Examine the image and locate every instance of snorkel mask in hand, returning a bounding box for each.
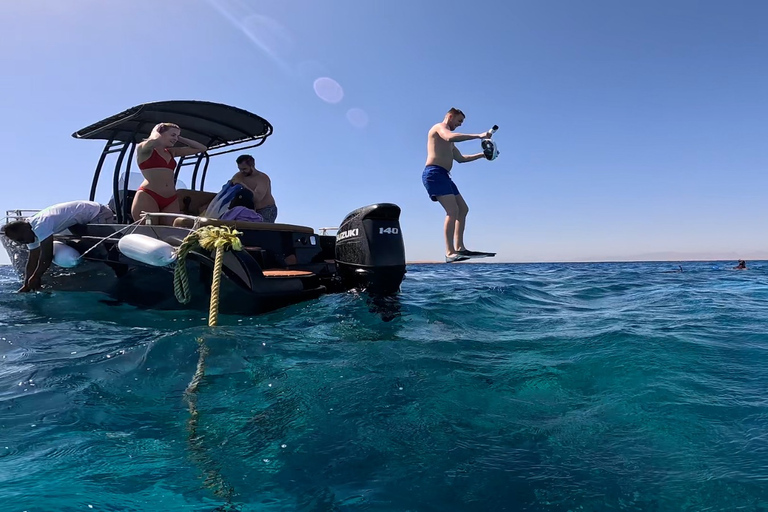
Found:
[481,125,499,160]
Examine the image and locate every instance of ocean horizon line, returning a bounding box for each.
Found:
[1,258,763,268]
[406,258,765,265]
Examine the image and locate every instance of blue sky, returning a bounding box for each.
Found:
[1,0,766,264]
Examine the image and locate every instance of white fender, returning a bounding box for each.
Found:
[53,241,82,268]
[118,234,176,267]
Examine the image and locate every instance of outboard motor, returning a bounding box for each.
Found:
[335,203,406,295]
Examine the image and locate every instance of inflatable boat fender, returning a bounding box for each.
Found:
[53,241,82,268]
[118,234,176,267]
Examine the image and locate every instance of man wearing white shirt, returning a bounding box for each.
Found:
[2,200,113,292]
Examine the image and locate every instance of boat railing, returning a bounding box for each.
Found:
[142,212,202,225]
[3,209,41,224]
[319,227,339,235]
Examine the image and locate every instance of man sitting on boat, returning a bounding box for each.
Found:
[229,154,278,222]
[1,200,114,292]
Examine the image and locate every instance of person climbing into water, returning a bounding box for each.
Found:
[422,107,495,263]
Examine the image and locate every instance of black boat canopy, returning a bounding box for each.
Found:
[72,100,272,149]
[76,101,274,222]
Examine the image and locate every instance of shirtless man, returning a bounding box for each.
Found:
[422,107,494,262]
[230,154,278,222]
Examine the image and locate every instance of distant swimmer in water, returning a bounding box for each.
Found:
[662,265,683,273]
[734,260,747,270]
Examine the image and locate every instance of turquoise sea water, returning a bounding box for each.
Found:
[1,261,768,511]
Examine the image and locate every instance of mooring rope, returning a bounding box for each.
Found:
[174,225,243,506]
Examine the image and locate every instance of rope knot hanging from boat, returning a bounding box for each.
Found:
[173,225,242,326]
[196,225,243,252]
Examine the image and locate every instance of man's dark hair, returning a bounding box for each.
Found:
[236,154,255,165]
[447,107,465,117]
[2,220,29,241]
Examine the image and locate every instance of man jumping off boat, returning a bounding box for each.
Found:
[423,107,495,263]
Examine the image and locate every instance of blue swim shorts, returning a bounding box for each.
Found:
[422,165,459,202]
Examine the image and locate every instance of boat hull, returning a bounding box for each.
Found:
[1,217,397,315]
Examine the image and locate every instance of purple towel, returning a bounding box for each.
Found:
[220,206,264,223]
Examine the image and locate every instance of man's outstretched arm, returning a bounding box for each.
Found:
[452,145,486,163]
[437,125,492,143]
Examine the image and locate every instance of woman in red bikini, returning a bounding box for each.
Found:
[131,123,208,224]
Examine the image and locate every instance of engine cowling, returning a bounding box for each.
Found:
[335,203,405,295]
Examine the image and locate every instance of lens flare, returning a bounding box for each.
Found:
[346,108,369,128]
[313,77,344,104]
[204,0,293,73]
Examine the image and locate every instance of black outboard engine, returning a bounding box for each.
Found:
[335,203,406,295]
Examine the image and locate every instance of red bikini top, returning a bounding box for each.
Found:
[138,148,177,171]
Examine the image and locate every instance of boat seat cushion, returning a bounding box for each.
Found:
[177,189,216,216]
[173,216,315,234]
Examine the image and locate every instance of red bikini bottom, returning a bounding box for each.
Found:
[138,186,178,210]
